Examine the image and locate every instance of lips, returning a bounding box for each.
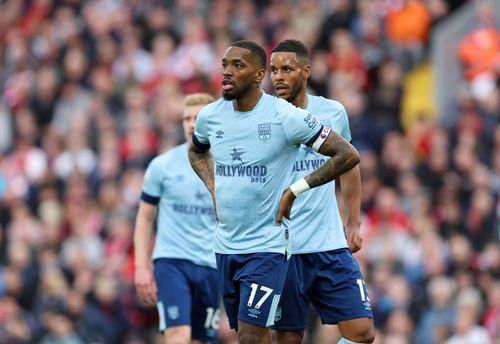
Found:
[222,79,234,91]
[274,84,288,96]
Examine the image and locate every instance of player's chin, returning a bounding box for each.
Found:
[274,89,289,99]
[222,91,235,100]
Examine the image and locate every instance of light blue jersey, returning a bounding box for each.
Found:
[289,95,351,253]
[141,144,217,268]
[193,93,322,254]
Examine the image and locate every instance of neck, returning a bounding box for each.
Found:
[233,89,262,112]
[292,91,308,109]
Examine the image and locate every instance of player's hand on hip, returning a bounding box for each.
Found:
[134,266,158,306]
[344,224,363,253]
[276,188,296,226]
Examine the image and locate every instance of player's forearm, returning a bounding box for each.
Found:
[134,225,153,268]
[133,206,155,268]
[188,144,215,197]
[339,165,361,226]
[304,133,360,189]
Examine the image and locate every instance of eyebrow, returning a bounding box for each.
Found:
[270,63,294,68]
[222,58,245,63]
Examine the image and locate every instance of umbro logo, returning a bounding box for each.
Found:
[216,130,224,138]
[248,308,260,315]
[248,308,260,318]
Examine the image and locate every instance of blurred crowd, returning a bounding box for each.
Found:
[0,0,499,343]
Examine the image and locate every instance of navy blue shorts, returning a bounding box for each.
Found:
[154,258,220,342]
[215,253,289,330]
[273,249,373,330]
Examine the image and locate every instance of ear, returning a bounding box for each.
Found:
[255,68,266,84]
[303,64,311,79]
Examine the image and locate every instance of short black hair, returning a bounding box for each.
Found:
[231,40,267,69]
[271,39,310,63]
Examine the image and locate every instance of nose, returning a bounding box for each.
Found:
[223,65,233,77]
[274,69,284,81]
[189,118,196,129]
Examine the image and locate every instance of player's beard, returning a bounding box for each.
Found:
[284,83,303,104]
[223,82,252,101]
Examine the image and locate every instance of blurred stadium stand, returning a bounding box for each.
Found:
[0,0,498,343]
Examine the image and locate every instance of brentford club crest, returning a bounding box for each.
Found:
[258,123,271,141]
[167,306,179,320]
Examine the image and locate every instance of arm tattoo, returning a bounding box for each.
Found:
[304,131,360,189]
[188,143,215,197]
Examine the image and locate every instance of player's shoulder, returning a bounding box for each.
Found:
[150,143,185,167]
[309,94,346,113]
[273,95,308,121]
[198,97,227,118]
[168,143,188,156]
[273,94,297,110]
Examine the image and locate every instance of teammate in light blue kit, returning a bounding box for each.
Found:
[189,40,360,344]
[270,40,375,344]
[134,93,220,344]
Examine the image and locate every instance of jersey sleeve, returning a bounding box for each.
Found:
[192,108,210,150]
[141,157,163,205]
[280,102,323,146]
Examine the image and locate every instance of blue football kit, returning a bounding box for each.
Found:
[141,144,219,341]
[273,95,373,330]
[192,92,324,328]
